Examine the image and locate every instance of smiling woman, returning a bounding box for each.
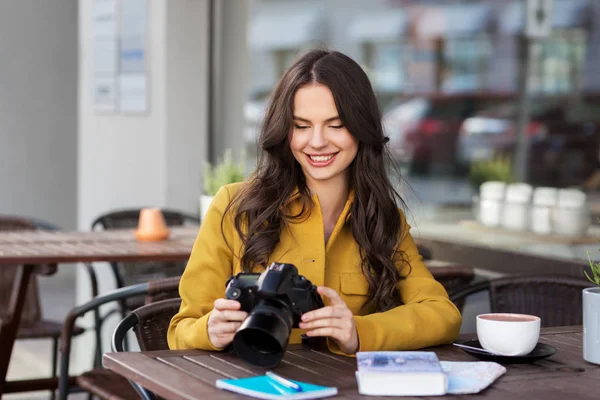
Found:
[168,49,462,357]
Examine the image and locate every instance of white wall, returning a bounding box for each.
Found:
[0,0,78,229]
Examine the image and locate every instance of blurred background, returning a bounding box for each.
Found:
[3,0,600,395]
[3,0,600,234]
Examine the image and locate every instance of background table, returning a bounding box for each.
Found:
[104,326,599,400]
[0,226,198,397]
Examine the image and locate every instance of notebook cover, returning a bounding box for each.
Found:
[216,375,338,400]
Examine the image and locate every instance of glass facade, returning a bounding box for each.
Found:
[245,0,600,216]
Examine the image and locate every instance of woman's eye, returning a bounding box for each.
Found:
[329,125,344,129]
[294,125,309,130]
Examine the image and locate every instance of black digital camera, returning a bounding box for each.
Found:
[225,262,324,367]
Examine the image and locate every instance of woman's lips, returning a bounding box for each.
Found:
[305,152,338,167]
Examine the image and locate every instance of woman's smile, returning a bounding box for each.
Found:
[306,152,339,166]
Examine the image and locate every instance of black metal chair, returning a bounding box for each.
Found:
[111,298,182,400]
[449,274,591,327]
[89,208,197,353]
[91,208,197,302]
[426,260,475,312]
[58,277,182,400]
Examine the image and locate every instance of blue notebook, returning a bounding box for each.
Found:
[216,375,338,400]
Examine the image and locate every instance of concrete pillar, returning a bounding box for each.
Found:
[76,0,211,368]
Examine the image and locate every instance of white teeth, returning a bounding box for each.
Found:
[309,154,334,162]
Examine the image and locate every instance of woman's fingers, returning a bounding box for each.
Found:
[211,321,243,335]
[302,305,352,323]
[215,333,235,345]
[316,286,345,306]
[217,309,248,322]
[304,327,351,342]
[300,314,354,330]
[208,298,247,348]
[213,298,242,311]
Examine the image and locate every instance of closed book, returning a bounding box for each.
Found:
[216,375,338,400]
[356,351,447,396]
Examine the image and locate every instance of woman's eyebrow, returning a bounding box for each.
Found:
[293,115,341,123]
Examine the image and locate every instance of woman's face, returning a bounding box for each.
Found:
[290,83,358,189]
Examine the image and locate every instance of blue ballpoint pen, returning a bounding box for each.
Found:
[266,371,303,392]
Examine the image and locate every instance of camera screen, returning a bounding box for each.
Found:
[238,274,259,282]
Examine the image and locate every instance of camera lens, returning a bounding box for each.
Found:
[232,301,293,368]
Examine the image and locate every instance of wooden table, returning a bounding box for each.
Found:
[0,226,198,397]
[103,326,599,400]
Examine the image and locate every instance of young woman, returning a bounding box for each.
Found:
[168,49,461,355]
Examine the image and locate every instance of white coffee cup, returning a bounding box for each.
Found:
[476,313,540,356]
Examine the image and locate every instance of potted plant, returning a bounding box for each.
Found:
[468,155,515,190]
[583,253,600,365]
[200,148,246,219]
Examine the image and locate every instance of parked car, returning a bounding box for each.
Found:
[383,94,509,175]
[456,99,600,186]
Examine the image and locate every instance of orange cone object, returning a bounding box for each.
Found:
[134,208,170,241]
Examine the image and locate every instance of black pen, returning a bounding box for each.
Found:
[266,371,302,392]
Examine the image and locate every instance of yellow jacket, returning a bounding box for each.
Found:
[168,183,462,354]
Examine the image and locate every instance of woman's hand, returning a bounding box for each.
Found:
[207,299,248,349]
[299,286,359,354]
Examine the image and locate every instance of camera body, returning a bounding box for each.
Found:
[225,262,323,325]
[225,262,324,367]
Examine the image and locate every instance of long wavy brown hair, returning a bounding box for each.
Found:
[224,49,409,312]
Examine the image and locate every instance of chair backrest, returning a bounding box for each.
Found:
[145,276,181,304]
[112,298,182,352]
[427,261,475,312]
[91,208,199,230]
[0,216,42,325]
[91,208,199,287]
[450,274,591,327]
[135,298,182,351]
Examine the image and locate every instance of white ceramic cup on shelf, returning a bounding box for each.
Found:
[531,187,557,235]
[478,181,506,227]
[476,313,541,356]
[501,183,533,231]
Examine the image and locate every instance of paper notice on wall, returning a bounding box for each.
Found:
[120,35,146,73]
[93,0,118,38]
[120,0,147,73]
[92,0,149,114]
[93,0,118,112]
[119,74,147,113]
[94,39,118,74]
[94,74,117,112]
[118,0,148,113]
[120,0,147,36]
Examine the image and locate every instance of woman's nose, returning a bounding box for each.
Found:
[308,127,327,148]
